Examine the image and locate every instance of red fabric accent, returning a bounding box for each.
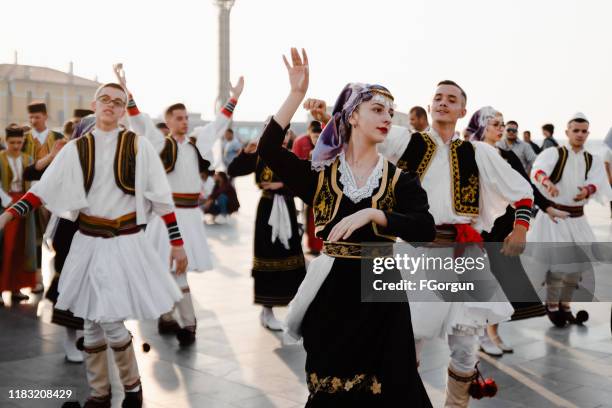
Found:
[0,192,36,292]
[23,192,42,208]
[514,219,530,230]
[513,198,533,209]
[5,208,19,218]
[292,135,315,160]
[453,224,483,258]
[221,98,238,118]
[161,212,177,225]
[127,106,140,116]
[170,238,184,247]
[454,224,483,244]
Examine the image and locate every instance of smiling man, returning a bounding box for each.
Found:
[0,82,188,408]
[376,80,534,408]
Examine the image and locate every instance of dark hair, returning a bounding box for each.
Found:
[523,130,531,136]
[409,106,427,118]
[569,119,588,125]
[216,171,229,184]
[506,120,518,127]
[63,120,75,136]
[542,123,554,134]
[165,103,187,119]
[436,80,467,104]
[5,123,24,138]
[226,128,234,134]
[155,122,169,130]
[307,120,322,134]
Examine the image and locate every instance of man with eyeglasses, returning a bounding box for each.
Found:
[0,82,188,408]
[496,120,537,173]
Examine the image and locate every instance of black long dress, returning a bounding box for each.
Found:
[228,151,306,307]
[481,148,549,320]
[258,118,435,407]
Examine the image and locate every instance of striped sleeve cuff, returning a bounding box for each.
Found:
[6,192,42,218]
[127,94,140,116]
[161,212,184,246]
[513,198,533,230]
[221,98,238,118]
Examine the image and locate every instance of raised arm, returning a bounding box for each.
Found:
[257,48,318,204]
[192,77,244,155]
[113,63,166,153]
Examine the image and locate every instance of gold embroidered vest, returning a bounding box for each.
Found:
[0,151,32,193]
[76,129,138,195]
[395,132,479,216]
[312,158,402,241]
[22,130,64,160]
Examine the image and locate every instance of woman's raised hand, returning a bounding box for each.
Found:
[282,48,309,95]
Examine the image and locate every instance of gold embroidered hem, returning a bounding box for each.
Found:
[252,255,305,271]
[307,372,382,397]
[322,242,393,259]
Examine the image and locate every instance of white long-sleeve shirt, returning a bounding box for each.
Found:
[129,111,232,194]
[530,144,612,206]
[378,126,533,232]
[30,127,174,224]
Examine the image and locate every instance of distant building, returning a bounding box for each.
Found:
[0,61,100,130]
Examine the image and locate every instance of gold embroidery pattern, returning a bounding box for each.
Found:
[76,133,95,192]
[322,242,393,259]
[460,174,478,204]
[114,130,138,195]
[313,160,343,234]
[449,140,479,216]
[307,373,382,397]
[396,132,437,181]
[260,166,273,183]
[253,255,305,271]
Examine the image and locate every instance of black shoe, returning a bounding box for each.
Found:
[176,328,196,347]
[11,292,29,301]
[546,306,567,328]
[563,308,589,325]
[122,388,143,408]
[31,283,44,294]
[83,394,111,408]
[158,318,180,335]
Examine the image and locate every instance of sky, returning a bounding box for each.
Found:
[3,0,611,141]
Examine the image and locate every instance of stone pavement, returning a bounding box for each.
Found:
[0,176,611,408]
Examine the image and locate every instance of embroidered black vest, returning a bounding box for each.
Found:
[395,132,479,216]
[159,136,211,174]
[312,158,402,241]
[549,146,593,184]
[76,130,138,195]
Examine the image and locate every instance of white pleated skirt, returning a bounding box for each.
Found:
[146,207,213,273]
[56,230,183,323]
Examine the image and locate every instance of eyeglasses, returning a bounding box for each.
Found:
[97,95,127,109]
[506,128,518,133]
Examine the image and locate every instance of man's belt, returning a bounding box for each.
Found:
[173,193,200,208]
[433,225,457,244]
[322,241,394,259]
[552,203,584,218]
[78,212,141,238]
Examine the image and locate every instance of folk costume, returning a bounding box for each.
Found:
[128,96,236,344]
[379,120,533,407]
[5,124,184,407]
[227,151,306,309]
[528,113,612,325]
[0,127,38,296]
[274,84,435,407]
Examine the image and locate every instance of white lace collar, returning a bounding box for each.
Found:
[338,152,384,203]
